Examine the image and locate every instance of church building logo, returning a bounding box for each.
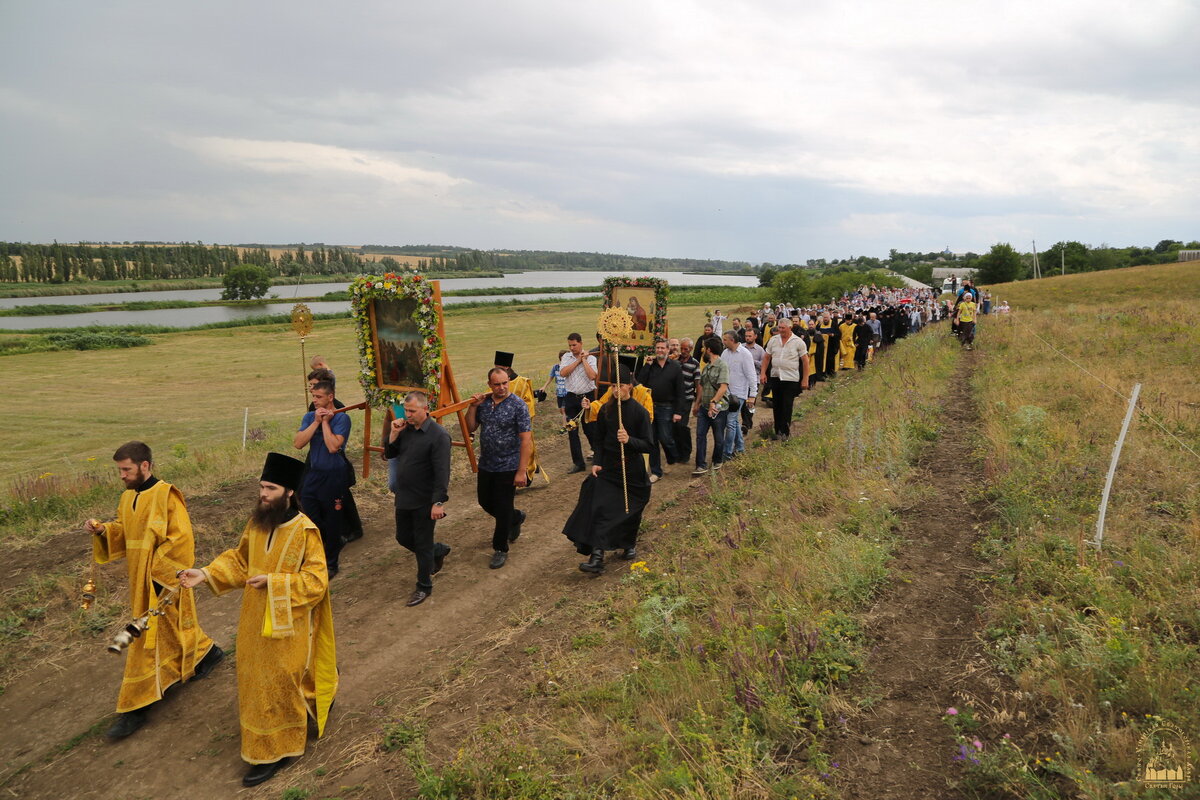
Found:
[1136,722,1192,788]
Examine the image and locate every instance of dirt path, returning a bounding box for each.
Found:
[0,416,710,799]
[831,353,1014,799]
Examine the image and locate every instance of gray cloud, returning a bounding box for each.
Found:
[1,0,1197,261]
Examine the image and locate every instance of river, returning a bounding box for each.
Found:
[0,271,758,330]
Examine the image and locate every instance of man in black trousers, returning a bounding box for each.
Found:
[466,367,532,570]
[385,391,451,607]
[637,339,686,484]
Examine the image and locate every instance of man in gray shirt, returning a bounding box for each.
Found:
[385,391,451,607]
[721,332,758,460]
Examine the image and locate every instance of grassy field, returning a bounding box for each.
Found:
[366,318,962,799]
[0,298,744,525]
[949,262,1200,796]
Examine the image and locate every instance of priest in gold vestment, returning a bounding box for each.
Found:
[86,441,224,739]
[180,453,338,787]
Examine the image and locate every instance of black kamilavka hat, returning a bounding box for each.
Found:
[261,452,306,491]
[493,351,514,368]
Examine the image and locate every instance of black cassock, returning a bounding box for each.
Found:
[562,397,653,555]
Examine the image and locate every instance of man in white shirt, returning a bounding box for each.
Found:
[711,309,727,337]
[759,320,809,440]
[559,332,598,473]
[721,332,758,460]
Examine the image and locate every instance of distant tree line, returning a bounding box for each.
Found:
[0,242,369,284]
[785,239,1199,288]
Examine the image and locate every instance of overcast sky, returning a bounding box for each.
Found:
[2,1,1197,263]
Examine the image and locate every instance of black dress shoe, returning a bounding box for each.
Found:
[579,551,605,574]
[509,510,526,542]
[567,464,587,475]
[190,644,225,681]
[242,757,293,787]
[105,708,148,739]
[489,550,508,569]
[432,545,451,575]
[406,590,430,607]
[620,547,638,561]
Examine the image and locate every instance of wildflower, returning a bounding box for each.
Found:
[1003,733,1011,739]
[629,561,650,574]
[946,707,958,716]
[973,740,983,751]
[86,456,96,462]
[1113,560,1124,566]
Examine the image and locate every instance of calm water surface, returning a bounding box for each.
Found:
[0,271,756,330]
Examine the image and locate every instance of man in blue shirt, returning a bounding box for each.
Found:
[293,381,352,577]
[466,368,532,569]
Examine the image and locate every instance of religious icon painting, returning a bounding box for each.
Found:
[369,297,425,392]
[601,276,669,357]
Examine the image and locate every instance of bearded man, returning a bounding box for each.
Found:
[179,453,337,787]
[85,441,224,739]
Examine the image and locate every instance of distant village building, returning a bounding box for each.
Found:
[1179,250,1200,262]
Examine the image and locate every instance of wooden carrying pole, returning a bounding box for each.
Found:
[361,281,476,479]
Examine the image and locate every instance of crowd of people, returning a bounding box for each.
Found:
[84,282,994,786]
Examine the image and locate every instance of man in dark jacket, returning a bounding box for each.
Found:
[637,339,686,483]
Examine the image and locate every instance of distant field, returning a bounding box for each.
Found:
[0,300,743,484]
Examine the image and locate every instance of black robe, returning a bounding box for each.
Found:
[562,397,653,555]
[823,326,840,375]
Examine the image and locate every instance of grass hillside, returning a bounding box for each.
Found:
[954,261,1200,796]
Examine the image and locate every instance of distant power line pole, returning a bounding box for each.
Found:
[1031,239,1041,279]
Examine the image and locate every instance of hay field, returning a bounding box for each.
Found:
[2,301,723,484]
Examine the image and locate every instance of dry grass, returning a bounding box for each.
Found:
[962,261,1200,794]
[0,300,724,489]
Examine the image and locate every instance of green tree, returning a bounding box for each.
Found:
[770,269,812,305]
[221,265,271,300]
[975,243,1024,284]
[758,266,778,288]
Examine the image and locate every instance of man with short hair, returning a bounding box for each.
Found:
[304,369,363,545]
[760,317,809,440]
[179,453,337,787]
[721,331,758,460]
[692,337,730,475]
[711,309,727,336]
[466,368,532,569]
[692,323,715,359]
[294,380,352,577]
[86,441,224,740]
[560,333,598,474]
[385,391,452,607]
[637,339,686,483]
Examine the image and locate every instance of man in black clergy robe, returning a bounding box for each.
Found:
[562,366,653,574]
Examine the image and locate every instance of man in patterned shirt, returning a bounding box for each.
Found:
[466,367,533,569]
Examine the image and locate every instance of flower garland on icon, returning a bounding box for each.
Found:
[600,276,670,357]
[350,273,443,408]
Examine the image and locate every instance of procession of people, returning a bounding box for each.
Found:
[81,278,982,786]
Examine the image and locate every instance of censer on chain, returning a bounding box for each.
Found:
[108,586,178,654]
[81,519,101,610]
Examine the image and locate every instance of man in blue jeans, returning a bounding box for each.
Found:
[691,337,729,476]
[721,331,758,461]
[637,339,686,484]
